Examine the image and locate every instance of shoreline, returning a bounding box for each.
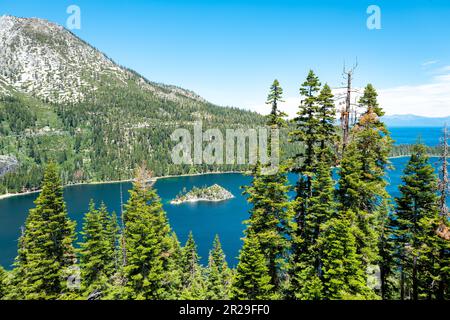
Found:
[0,171,243,201]
[170,197,235,205]
[0,155,444,201]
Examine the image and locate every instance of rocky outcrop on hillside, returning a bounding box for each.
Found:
[0,155,19,177]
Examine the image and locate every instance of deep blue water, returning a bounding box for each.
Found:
[390,127,444,146]
[1,156,448,269]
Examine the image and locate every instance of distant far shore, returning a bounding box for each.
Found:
[0,154,444,201]
[0,171,243,201]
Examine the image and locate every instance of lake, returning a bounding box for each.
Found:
[390,127,444,146]
[1,156,448,269]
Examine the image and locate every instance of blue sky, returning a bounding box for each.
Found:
[2,0,450,116]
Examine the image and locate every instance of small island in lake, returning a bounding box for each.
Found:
[171,184,234,205]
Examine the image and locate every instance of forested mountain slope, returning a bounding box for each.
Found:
[0,15,265,194]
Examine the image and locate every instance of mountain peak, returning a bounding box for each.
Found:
[0,15,206,104]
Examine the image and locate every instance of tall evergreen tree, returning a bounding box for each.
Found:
[232,232,274,300]
[181,231,200,284]
[266,79,287,127]
[291,70,322,210]
[316,83,338,162]
[243,163,293,291]
[291,160,335,299]
[122,166,174,299]
[242,79,293,291]
[163,232,184,299]
[104,209,120,275]
[377,199,398,300]
[181,232,207,299]
[289,71,322,291]
[319,210,374,300]
[79,201,118,298]
[13,163,76,300]
[289,76,338,299]
[206,235,232,300]
[338,85,393,272]
[358,84,384,117]
[393,143,440,300]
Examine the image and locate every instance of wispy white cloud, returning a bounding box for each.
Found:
[422,60,439,67]
[378,70,450,117]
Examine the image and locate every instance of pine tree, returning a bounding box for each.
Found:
[319,210,373,300]
[316,83,338,162]
[243,163,292,291]
[289,78,338,299]
[181,232,207,299]
[291,160,335,299]
[0,266,8,299]
[206,235,232,300]
[122,166,174,299]
[13,163,77,300]
[289,71,322,290]
[79,201,118,298]
[291,71,322,213]
[163,232,184,299]
[104,209,120,276]
[338,85,393,272]
[182,231,200,285]
[266,79,287,127]
[394,143,440,300]
[232,232,274,300]
[378,200,398,300]
[242,79,293,291]
[358,84,384,117]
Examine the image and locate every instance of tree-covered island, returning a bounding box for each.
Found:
[171,184,234,205]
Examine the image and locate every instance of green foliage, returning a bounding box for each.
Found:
[289,72,340,299]
[266,79,287,127]
[79,201,119,298]
[392,143,441,300]
[358,84,384,117]
[338,86,393,271]
[232,232,274,300]
[243,162,293,290]
[12,163,77,300]
[291,70,322,174]
[0,96,37,134]
[173,184,232,203]
[180,232,207,299]
[242,80,294,292]
[122,168,174,299]
[319,211,374,300]
[317,84,338,162]
[206,235,232,300]
[163,233,184,299]
[2,71,448,302]
[291,161,335,299]
[0,86,267,194]
[0,266,9,299]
